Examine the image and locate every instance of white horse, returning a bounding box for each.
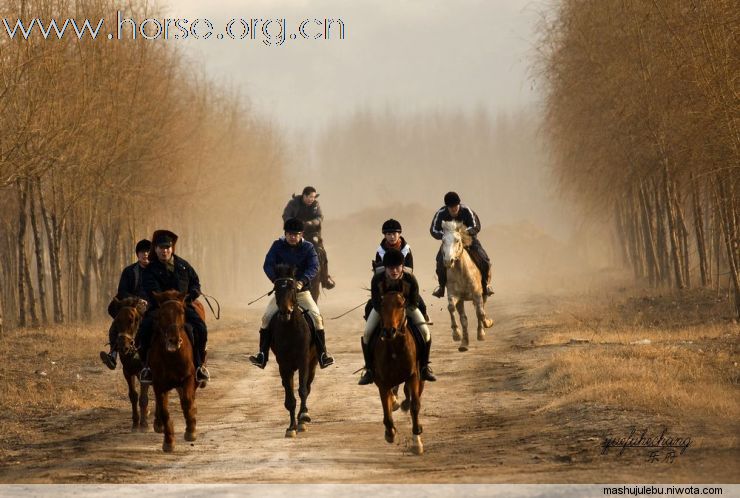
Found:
[440,220,494,351]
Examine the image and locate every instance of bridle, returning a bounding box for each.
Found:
[274,277,297,320]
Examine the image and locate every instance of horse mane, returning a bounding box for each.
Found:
[275,264,296,279]
[442,220,472,247]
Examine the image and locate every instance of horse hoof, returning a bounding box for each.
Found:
[285,429,297,438]
[385,428,396,444]
[184,431,197,442]
[298,412,311,423]
[392,399,401,411]
[400,399,410,412]
[412,435,424,455]
[452,331,462,341]
[458,345,468,352]
[477,331,486,341]
[138,424,150,433]
[154,424,163,434]
[297,423,308,432]
[162,442,174,453]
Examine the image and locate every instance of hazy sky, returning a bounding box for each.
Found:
[163,0,543,134]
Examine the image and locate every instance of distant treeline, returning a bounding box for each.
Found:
[0,0,284,330]
[536,0,739,315]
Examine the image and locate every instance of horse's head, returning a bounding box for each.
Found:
[380,291,407,341]
[152,290,187,353]
[274,264,298,322]
[441,220,468,268]
[113,297,146,356]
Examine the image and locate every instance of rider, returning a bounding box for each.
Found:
[358,248,436,385]
[281,186,336,290]
[248,218,335,369]
[99,238,151,370]
[370,219,429,321]
[429,191,494,298]
[137,230,210,385]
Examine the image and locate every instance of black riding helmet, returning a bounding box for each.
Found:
[135,239,151,254]
[284,218,305,233]
[444,191,461,207]
[381,219,402,233]
[382,248,405,267]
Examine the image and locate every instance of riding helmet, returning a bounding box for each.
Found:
[151,230,178,248]
[381,219,402,233]
[382,248,405,267]
[135,239,152,254]
[444,191,461,207]
[283,218,305,233]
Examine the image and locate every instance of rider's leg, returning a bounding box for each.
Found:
[186,306,209,382]
[408,307,437,381]
[99,322,118,370]
[469,238,494,295]
[433,248,446,298]
[249,297,278,368]
[417,295,430,322]
[316,241,335,289]
[358,308,380,385]
[297,291,334,368]
[136,313,155,384]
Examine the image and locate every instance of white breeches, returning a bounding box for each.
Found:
[261,292,324,330]
[363,307,430,344]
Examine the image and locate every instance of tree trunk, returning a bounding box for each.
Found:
[691,174,709,286]
[663,163,685,289]
[29,182,49,324]
[16,180,28,327]
[37,177,64,323]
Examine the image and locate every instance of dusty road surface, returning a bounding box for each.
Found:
[0,292,736,483]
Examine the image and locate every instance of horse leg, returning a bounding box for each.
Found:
[126,373,139,432]
[179,381,198,442]
[299,361,316,425]
[156,389,175,452]
[378,386,396,443]
[392,385,401,411]
[448,296,461,341]
[138,381,150,432]
[280,366,297,438]
[457,300,469,352]
[297,364,309,432]
[406,377,424,455]
[474,296,493,340]
[400,383,410,412]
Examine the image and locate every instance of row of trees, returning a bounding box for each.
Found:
[0,0,284,330]
[537,0,739,315]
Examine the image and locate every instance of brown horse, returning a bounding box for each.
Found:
[269,264,319,438]
[109,296,150,432]
[149,290,205,452]
[372,291,425,455]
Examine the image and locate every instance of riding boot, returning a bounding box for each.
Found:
[249,328,271,369]
[358,338,374,385]
[419,339,437,382]
[99,348,117,370]
[314,329,335,368]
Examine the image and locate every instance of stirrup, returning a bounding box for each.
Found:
[139,367,152,385]
[323,276,336,289]
[318,352,334,369]
[196,365,210,383]
[99,351,116,370]
[358,368,373,385]
[249,352,267,369]
[432,286,445,298]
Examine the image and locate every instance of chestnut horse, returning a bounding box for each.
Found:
[269,264,319,438]
[109,296,150,431]
[372,291,425,455]
[149,290,205,452]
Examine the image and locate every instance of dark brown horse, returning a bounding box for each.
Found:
[373,291,425,455]
[149,290,205,452]
[109,296,149,431]
[269,264,319,438]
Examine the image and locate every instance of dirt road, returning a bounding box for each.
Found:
[0,293,735,483]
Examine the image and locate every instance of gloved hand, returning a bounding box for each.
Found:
[296,281,304,291]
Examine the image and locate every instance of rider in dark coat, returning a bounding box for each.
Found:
[281,186,336,290]
[136,230,210,385]
[429,191,494,297]
[99,238,150,370]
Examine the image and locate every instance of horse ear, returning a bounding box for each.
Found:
[152,291,164,304]
[177,291,188,302]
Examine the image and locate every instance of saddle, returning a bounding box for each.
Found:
[299,307,318,336]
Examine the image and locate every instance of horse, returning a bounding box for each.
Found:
[440,220,494,352]
[148,289,205,452]
[308,236,329,303]
[269,264,319,438]
[109,296,149,432]
[372,291,425,455]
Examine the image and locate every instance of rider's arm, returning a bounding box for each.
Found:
[370,273,383,312]
[304,201,323,229]
[141,265,161,305]
[186,263,202,303]
[116,266,134,299]
[405,250,414,270]
[263,241,279,282]
[406,274,420,310]
[281,198,297,222]
[429,208,444,240]
[463,207,481,236]
[297,243,319,287]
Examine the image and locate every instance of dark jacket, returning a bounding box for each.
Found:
[429,204,481,240]
[370,269,420,313]
[264,237,319,288]
[116,263,148,301]
[282,195,323,237]
[141,254,201,310]
[373,237,414,270]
